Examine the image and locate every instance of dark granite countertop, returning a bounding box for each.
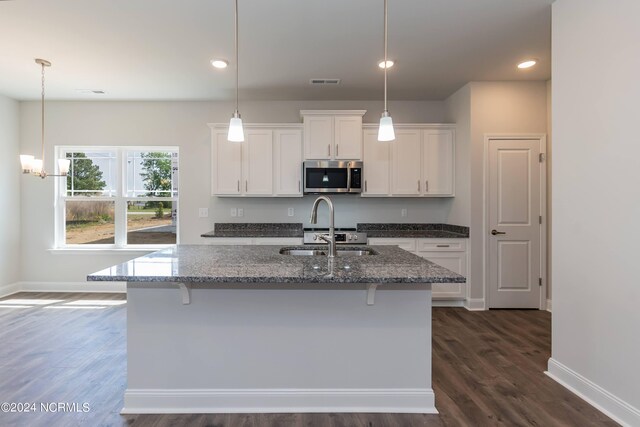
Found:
[357,223,469,239]
[202,223,469,239]
[201,223,303,238]
[88,244,465,284]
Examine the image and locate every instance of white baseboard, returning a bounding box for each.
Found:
[546,358,640,427]
[122,388,437,414]
[18,281,126,294]
[546,298,552,312]
[432,299,465,307]
[464,298,486,311]
[0,282,21,298]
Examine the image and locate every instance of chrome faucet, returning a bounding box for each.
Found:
[309,195,336,258]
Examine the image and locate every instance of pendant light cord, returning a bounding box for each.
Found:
[235,0,239,114]
[41,61,46,166]
[383,0,388,113]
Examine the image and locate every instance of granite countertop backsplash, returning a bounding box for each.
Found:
[201,223,304,238]
[357,223,469,238]
[88,244,465,285]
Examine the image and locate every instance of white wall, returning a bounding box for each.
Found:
[444,82,548,305]
[548,1,640,424]
[0,94,21,295]
[18,99,452,283]
[443,84,471,227]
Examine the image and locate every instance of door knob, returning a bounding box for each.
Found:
[491,229,506,235]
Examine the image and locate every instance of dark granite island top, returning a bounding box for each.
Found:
[88,244,465,284]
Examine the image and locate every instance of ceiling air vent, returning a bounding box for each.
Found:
[309,79,341,85]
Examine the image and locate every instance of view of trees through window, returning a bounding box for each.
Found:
[63,149,177,245]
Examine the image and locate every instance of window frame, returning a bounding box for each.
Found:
[54,146,179,250]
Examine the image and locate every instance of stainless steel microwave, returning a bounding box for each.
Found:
[303,160,363,194]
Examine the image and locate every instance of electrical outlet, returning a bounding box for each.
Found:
[230,208,237,217]
[198,208,209,218]
[401,208,407,217]
[288,207,295,217]
[238,208,244,217]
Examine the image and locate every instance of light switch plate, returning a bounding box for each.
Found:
[238,208,244,217]
[230,208,237,217]
[288,208,294,217]
[198,208,209,218]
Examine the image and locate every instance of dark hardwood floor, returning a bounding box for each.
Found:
[0,292,618,427]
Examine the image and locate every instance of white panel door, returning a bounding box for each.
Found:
[391,130,421,195]
[212,131,242,195]
[422,129,454,196]
[488,139,541,308]
[334,116,363,160]
[274,129,303,196]
[243,129,273,196]
[304,115,333,159]
[362,129,390,196]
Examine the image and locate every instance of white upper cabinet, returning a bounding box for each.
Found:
[362,129,390,196]
[274,129,303,196]
[212,130,242,195]
[391,129,422,195]
[422,129,455,196]
[211,125,301,197]
[243,129,273,196]
[361,125,456,198]
[302,110,365,160]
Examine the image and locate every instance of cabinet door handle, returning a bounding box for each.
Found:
[365,180,368,192]
[336,144,339,157]
[418,180,421,192]
[237,180,240,192]
[436,244,450,248]
[426,180,429,192]
[245,180,248,192]
[328,144,331,157]
[491,229,506,235]
[298,180,301,192]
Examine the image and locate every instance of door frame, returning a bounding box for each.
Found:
[483,134,547,310]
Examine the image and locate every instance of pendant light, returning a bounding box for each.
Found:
[19,59,71,178]
[227,0,244,142]
[378,0,395,142]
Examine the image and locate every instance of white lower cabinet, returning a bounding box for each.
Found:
[368,237,467,301]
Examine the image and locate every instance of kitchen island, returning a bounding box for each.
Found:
[89,244,464,414]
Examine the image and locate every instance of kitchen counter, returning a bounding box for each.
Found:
[93,244,447,415]
[201,222,303,238]
[88,244,464,284]
[358,223,469,238]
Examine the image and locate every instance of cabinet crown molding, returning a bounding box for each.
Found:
[300,110,367,118]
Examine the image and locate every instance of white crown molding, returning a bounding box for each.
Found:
[300,110,367,117]
[208,123,304,129]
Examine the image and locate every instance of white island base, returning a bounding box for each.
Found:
[123,282,436,414]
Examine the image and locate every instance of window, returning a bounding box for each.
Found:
[55,147,178,248]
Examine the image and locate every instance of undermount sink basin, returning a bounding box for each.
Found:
[279,248,378,256]
[279,249,327,256]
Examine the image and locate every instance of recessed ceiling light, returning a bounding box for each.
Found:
[211,59,228,69]
[378,60,394,69]
[517,59,537,69]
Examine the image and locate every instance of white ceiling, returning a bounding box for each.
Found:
[0,0,551,101]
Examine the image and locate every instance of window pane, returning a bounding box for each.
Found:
[126,151,178,198]
[66,151,116,197]
[127,201,176,244]
[65,200,115,244]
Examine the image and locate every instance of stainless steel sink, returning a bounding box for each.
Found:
[279,248,378,256]
[279,249,327,256]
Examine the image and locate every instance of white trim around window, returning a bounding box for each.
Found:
[53,146,179,250]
